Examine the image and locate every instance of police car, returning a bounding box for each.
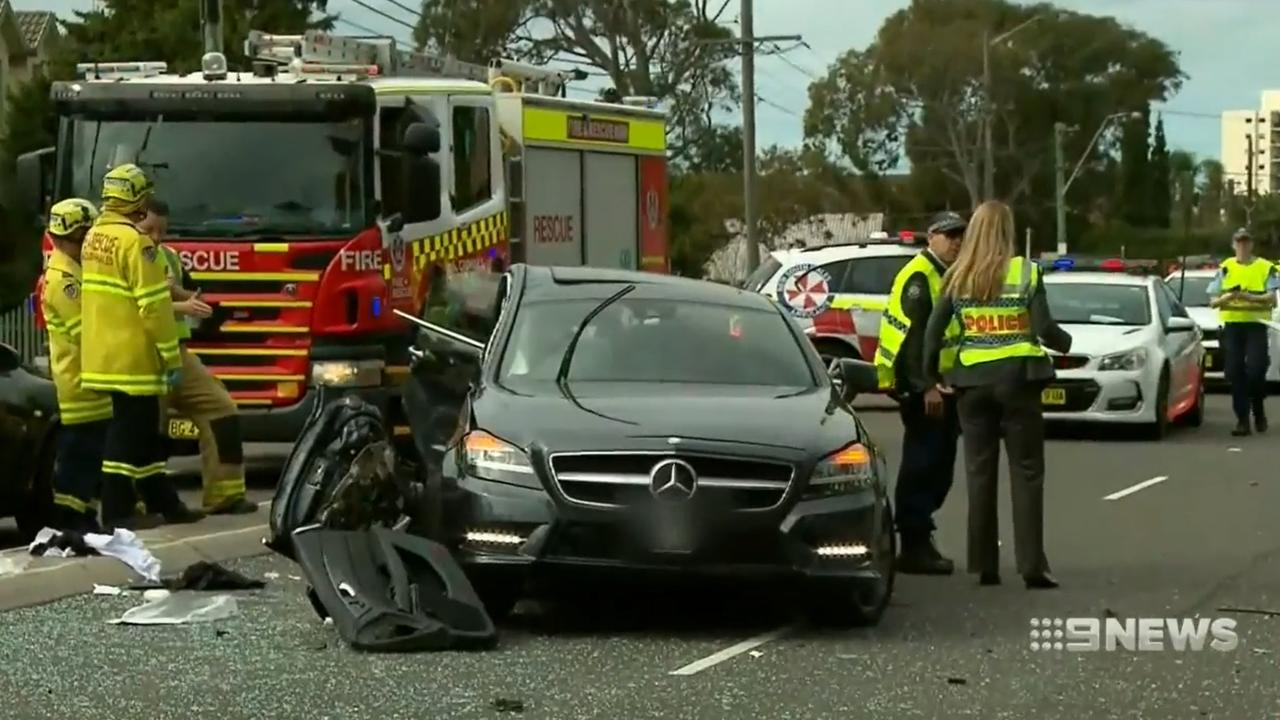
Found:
[743,233,920,364]
[1164,267,1280,385]
[1040,261,1205,438]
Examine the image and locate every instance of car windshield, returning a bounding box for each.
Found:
[1046,283,1151,325]
[1165,275,1214,307]
[64,117,370,237]
[499,295,815,389]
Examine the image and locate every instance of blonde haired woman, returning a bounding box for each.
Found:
[922,201,1071,589]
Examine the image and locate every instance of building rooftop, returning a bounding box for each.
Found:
[14,9,55,51]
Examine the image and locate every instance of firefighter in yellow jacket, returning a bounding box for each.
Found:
[79,163,204,528]
[41,199,114,532]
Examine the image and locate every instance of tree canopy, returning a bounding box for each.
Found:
[803,0,1185,211]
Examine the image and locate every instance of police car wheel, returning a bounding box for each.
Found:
[1145,369,1171,440]
[1184,371,1206,428]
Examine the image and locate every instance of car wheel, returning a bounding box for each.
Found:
[471,580,520,622]
[806,506,896,628]
[15,430,56,540]
[1145,368,1171,440]
[1185,370,1206,428]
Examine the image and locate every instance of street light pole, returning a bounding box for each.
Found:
[982,32,994,201]
[1054,122,1066,254]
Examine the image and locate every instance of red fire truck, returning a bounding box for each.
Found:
[20,31,671,445]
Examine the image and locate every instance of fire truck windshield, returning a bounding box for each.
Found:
[63,117,371,237]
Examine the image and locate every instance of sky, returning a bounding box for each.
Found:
[37,0,1274,164]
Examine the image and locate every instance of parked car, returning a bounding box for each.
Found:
[1041,271,1205,438]
[0,341,58,538]
[403,264,895,626]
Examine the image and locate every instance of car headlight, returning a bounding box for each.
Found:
[459,430,538,487]
[1097,347,1148,372]
[805,443,875,498]
[310,359,384,387]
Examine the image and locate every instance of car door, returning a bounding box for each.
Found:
[1155,281,1199,407]
[403,269,511,466]
[833,254,914,359]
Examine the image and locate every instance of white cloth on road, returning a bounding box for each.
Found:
[110,592,238,625]
[28,527,162,583]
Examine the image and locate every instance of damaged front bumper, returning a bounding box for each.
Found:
[441,473,889,587]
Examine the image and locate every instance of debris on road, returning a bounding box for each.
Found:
[109,593,239,625]
[491,698,525,713]
[748,650,764,658]
[93,584,123,596]
[28,527,161,583]
[946,677,967,685]
[1250,648,1271,655]
[1217,607,1280,618]
[264,572,280,580]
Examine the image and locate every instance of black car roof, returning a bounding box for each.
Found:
[522,265,774,310]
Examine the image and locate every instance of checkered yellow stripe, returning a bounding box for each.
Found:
[411,212,509,270]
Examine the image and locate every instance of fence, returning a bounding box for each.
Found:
[0,298,47,364]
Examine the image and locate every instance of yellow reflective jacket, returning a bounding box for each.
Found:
[40,249,114,424]
[953,256,1047,367]
[875,252,960,390]
[80,210,182,395]
[1217,257,1274,324]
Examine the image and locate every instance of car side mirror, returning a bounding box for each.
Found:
[401,156,442,224]
[402,122,440,155]
[1166,316,1197,333]
[830,357,878,400]
[17,147,54,224]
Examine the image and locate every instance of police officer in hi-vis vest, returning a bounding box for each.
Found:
[874,211,965,574]
[923,201,1071,590]
[1208,228,1279,436]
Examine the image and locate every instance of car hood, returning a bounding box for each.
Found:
[1185,306,1219,330]
[1058,323,1153,358]
[472,383,859,461]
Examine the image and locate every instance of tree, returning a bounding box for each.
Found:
[58,0,333,76]
[411,0,741,161]
[1196,159,1225,228]
[803,0,1184,211]
[1117,106,1150,226]
[1,73,54,171]
[1146,114,1171,228]
[1169,149,1197,233]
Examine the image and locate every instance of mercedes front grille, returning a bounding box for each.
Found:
[547,452,794,510]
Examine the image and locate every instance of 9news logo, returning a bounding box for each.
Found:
[1029,616,1239,652]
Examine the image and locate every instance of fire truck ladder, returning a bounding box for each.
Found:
[245,30,581,95]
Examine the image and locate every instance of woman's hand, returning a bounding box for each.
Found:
[174,298,213,319]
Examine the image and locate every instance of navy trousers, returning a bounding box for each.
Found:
[894,390,959,541]
[52,419,109,529]
[1221,322,1269,424]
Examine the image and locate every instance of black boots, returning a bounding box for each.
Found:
[1024,573,1060,589]
[208,497,259,515]
[896,536,955,575]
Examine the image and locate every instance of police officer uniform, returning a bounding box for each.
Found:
[923,255,1072,589]
[79,164,203,528]
[874,212,964,574]
[1209,228,1279,436]
[40,199,114,532]
[159,242,256,514]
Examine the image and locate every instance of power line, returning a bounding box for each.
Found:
[379,0,422,20]
[772,51,822,82]
[348,0,417,31]
[335,15,409,44]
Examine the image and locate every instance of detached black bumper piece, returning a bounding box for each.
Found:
[293,525,496,652]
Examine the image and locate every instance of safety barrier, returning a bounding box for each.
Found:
[0,298,47,363]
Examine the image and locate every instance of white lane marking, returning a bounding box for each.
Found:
[669,625,793,676]
[1104,476,1168,501]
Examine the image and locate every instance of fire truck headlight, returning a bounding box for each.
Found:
[311,360,384,388]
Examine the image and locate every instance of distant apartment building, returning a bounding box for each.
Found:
[1221,91,1280,196]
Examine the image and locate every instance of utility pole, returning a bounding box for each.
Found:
[1245,112,1258,226]
[696,7,800,279]
[200,0,224,54]
[741,0,760,276]
[1054,122,1066,254]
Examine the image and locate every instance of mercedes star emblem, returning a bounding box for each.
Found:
[649,458,697,501]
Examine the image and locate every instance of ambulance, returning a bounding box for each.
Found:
[744,232,921,366]
[19,30,671,445]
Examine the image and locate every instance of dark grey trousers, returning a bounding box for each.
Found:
[956,382,1050,577]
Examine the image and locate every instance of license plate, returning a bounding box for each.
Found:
[167,418,199,439]
[650,513,695,554]
[1041,388,1067,406]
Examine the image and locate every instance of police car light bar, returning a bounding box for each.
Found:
[77,61,168,80]
[294,61,380,78]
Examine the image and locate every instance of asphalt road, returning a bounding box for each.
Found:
[2,395,1279,720]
